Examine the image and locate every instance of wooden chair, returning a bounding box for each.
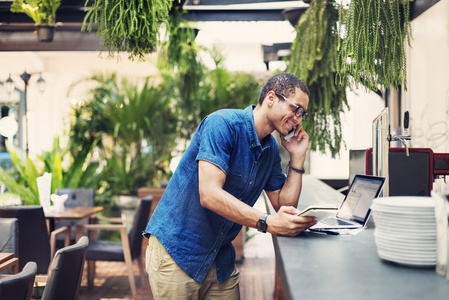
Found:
[0,218,19,275]
[0,206,70,280]
[39,236,89,300]
[78,196,152,299]
[0,261,37,300]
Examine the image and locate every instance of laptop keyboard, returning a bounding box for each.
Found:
[320,218,354,226]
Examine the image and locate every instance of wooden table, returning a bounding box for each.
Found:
[44,206,104,258]
[45,206,104,232]
[0,253,19,274]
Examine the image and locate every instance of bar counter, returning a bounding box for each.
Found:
[265,175,449,300]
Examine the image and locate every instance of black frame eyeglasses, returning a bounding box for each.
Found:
[275,93,308,120]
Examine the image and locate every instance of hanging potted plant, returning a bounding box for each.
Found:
[10,0,61,42]
[287,0,348,157]
[82,0,175,61]
[337,0,413,91]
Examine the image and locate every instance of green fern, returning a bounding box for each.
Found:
[337,0,412,91]
[287,0,348,157]
[82,0,174,61]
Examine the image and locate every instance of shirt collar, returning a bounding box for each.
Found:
[244,105,271,150]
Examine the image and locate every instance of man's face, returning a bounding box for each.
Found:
[271,88,309,135]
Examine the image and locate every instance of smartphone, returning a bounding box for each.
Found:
[284,129,295,141]
[297,206,338,219]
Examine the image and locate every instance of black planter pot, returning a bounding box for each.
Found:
[36,25,55,42]
[282,7,307,28]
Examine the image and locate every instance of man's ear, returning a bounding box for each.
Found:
[265,90,277,107]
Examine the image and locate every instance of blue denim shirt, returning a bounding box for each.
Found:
[144,105,286,283]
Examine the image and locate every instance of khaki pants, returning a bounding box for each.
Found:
[146,235,240,300]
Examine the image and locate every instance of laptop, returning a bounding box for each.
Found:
[309,174,386,231]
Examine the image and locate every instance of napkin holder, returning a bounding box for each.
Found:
[36,172,52,212]
[50,194,68,213]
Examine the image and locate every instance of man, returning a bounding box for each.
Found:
[143,72,316,299]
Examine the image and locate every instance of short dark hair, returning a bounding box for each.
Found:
[258,72,309,105]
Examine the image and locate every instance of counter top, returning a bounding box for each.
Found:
[265,175,449,300]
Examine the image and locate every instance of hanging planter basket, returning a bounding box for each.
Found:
[36,25,55,42]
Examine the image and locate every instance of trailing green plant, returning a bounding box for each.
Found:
[157,13,208,143]
[10,0,61,25]
[82,0,175,61]
[337,0,413,91]
[158,34,263,146]
[287,0,348,157]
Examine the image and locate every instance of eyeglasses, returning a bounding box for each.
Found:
[275,93,308,120]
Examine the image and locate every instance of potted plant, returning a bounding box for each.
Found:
[337,0,412,91]
[68,74,177,213]
[10,0,61,42]
[82,0,174,61]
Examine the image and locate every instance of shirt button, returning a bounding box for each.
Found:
[217,267,220,271]
[251,144,254,147]
[220,232,223,235]
[213,249,217,252]
[255,161,258,164]
[249,181,253,184]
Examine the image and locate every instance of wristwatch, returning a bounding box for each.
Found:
[256,213,269,233]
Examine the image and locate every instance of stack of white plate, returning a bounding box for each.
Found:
[371,196,436,266]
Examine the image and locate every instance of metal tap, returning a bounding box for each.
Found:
[389,111,411,156]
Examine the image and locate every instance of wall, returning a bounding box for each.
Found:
[309,88,384,181]
[405,0,449,153]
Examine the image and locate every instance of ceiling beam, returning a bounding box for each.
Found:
[184,0,300,5]
[410,0,440,20]
[180,9,287,22]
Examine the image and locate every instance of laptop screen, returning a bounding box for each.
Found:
[337,175,386,223]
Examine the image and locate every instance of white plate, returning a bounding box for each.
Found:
[373,196,435,208]
[373,219,436,230]
[374,226,437,236]
[377,250,436,266]
[375,237,437,251]
[373,216,436,225]
[371,205,435,216]
[374,231,437,243]
[377,249,436,261]
[374,238,437,253]
[372,213,436,228]
[372,212,436,222]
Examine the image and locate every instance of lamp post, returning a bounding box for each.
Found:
[4,71,45,155]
